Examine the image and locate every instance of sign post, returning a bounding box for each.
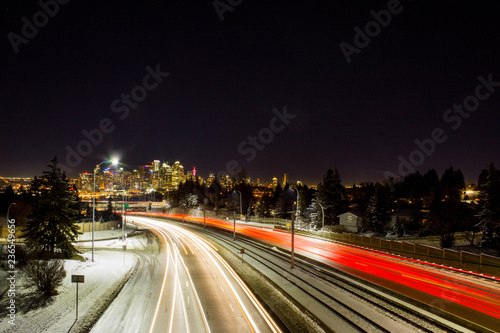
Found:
[123,242,127,266]
[240,248,245,262]
[71,275,85,320]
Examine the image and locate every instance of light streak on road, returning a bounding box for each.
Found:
[133,216,282,333]
[142,218,211,333]
[139,212,500,331]
[148,226,171,333]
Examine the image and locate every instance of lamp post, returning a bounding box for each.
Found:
[114,183,127,241]
[232,190,242,241]
[92,158,118,262]
[290,188,299,269]
[236,190,242,218]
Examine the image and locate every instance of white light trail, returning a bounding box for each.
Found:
[135,216,282,333]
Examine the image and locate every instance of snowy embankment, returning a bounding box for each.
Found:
[0,250,138,333]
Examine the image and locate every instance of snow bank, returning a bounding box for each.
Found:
[0,251,138,333]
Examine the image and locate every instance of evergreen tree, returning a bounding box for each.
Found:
[274,184,293,218]
[428,199,468,248]
[400,172,424,205]
[441,166,465,201]
[476,164,500,251]
[104,196,114,221]
[23,157,81,258]
[297,185,313,218]
[234,181,253,217]
[422,169,440,207]
[315,168,348,225]
[205,177,222,210]
[0,185,16,213]
[365,184,390,233]
[427,167,467,248]
[256,192,273,217]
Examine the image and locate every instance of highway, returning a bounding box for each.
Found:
[92,216,282,333]
[160,213,500,332]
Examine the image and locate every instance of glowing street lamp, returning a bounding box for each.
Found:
[92,158,118,262]
[236,190,243,217]
[233,190,242,241]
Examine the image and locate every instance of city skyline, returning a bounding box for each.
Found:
[0,155,492,191]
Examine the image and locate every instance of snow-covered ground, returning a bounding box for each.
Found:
[0,229,140,333]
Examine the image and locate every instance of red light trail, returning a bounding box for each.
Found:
[131,213,500,331]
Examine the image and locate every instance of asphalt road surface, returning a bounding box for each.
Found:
[91,216,282,333]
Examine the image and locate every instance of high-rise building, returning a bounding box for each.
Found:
[171,161,185,190]
[153,160,161,173]
[283,173,288,186]
[206,173,216,187]
[79,172,93,191]
[272,177,278,188]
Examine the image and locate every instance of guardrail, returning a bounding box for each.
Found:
[275,226,500,278]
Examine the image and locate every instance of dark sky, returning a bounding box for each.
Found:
[1,1,500,185]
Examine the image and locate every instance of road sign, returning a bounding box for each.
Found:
[71,275,84,283]
[125,203,129,208]
[71,275,84,320]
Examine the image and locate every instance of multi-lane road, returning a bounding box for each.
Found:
[92,212,500,332]
[161,213,500,332]
[92,216,282,333]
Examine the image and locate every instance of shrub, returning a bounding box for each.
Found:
[22,259,66,296]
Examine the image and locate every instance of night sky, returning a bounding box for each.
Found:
[2,1,500,185]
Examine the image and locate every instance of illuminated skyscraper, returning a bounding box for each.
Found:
[153,160,160,173]
[171,161,184,189]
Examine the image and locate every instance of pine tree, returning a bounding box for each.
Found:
[476,164,500,251]
[256,189,273,217]
[365,184,390,233]
[315,168,348,225]
[427,167,468,248]
[441,166,465,201]
[104,196,114,221]
[23,157,80,258]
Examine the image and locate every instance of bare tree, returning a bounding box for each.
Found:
[22,260,66,296]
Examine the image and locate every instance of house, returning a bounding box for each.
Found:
[338,212,363,233]
[389,208,421,231]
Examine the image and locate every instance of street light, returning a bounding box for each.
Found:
[236,190,242,218]
[114,183,127,241]
[293,187,299,216]
[232,190,243,241]
[290,187,299,269]
[92,158,118,262]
